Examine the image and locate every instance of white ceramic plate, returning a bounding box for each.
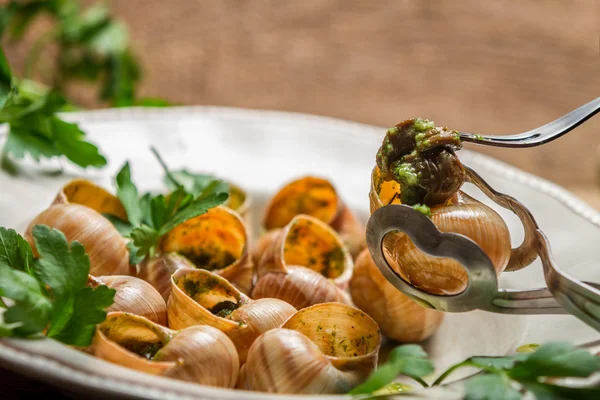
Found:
[0,107,599,399]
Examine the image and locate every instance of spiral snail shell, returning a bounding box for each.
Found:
[370,166,511,295]
[238,302,381,394]
[262,176,365,258]
[156,205,254,294]
[136,252,195,302]
[92,312,239,387]
[252,215,354,309]
[25,203,130,276]
[167,268,296,363]
[350,249,444,342]
[89,275,167,326]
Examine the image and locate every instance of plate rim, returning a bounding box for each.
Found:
[1,105,599,399]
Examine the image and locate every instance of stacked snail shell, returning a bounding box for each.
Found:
[239,302,382,394]
[371,118,513,295]
[167,268,296,363]
[153,205,254,294]
[252,214,354,309]
[261,176,366,258]
[91,312,239,387]
[226,182,252,225]
[370,168,511,295]
[25,179,131,276]
[350,249,444,342]
[88,275,167,326]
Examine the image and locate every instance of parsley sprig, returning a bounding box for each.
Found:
[0,0,156,107]
[350,342,600,399]
[0,225,115,346]
[108,149,229,263]
[0,46,106,172]
[349,345,433,395]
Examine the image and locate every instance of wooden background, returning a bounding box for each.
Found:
[1,0,600,397]
[3,0,600,207]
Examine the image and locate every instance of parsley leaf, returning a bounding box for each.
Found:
[165,169,230,198]
[348,342,600,398]
[126,241,144,265]
[50,285,114,346]
[159,192,229,235]
[521,381,600,400]
[32,225,90,303]
[0,46,107,171]
[0,227,33,273]
[115,162,142,226]
[50,116,106,168]
[111,150,229,261]
[509,342,600,380]
[432,341,600,400]
[0,224,115,346]
[0,0,169,107]
[0,266,51,336]
[388,344,435,379]
[464,374,521,400]
[129,225,160,259]
[349,344,433,394]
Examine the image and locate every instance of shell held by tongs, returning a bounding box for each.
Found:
[261,176,366,258]
[167,268,296,363]
[371,167,512,295]
[370,118,541,295]
[238,302,382,394]
[252,214,354,309]
[91,312,239,387]
[364,119,600,326]
[350,249,443,342]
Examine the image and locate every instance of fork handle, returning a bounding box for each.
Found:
[489,287,567,314]
[460,96,600,148]
[537,231,600,332]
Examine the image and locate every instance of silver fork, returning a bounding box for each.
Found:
[459,97,600,148]
[366,167,600,332]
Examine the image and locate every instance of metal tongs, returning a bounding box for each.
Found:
[366,98,600,332]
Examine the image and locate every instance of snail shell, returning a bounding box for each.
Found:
[370,166,511,295]
[262,176,365,258]
[53,178,127,220]
[136,252,195,302]
[238,302,381,394]
[92,312,239,387]
[89,275,167,326]
[252,215,354,310]
[350,249,444,342]
[226,182,252,227]
[25,203,130,276]
[157,205,254,294]
[167,268,296,363]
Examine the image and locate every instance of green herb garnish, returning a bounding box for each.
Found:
[109,149,229,261]
[0,0,156,107]
[0,46,106,172]
[0,225,115,346]
[349,342,600,400]
[413,118,435,132]
[349,344,433,394]
[412,204,432,217]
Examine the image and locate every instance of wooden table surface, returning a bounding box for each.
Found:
[2,0,600,398]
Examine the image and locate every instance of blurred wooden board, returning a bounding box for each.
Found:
[4,0,600,191]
